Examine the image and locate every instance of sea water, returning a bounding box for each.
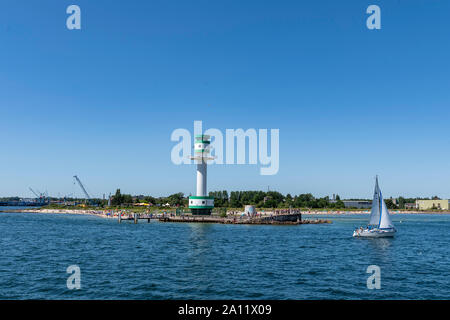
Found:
[0,211,448,299]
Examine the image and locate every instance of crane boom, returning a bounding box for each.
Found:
[29,187,39,198]
[73,175,91,199]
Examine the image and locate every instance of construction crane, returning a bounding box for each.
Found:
[29,187,40,198]
[73,175,91,201]
[29,187,48,204]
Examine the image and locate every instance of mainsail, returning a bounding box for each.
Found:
[368,177,381,225]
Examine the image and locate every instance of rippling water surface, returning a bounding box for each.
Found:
[0,211,449,299]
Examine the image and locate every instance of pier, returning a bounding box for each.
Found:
[118,213,154,224]
[117,213,331,225]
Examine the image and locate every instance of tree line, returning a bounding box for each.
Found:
[30,190,439,210]
[110,189,186,207]
[209,190,346,209]
[106,189,346,208]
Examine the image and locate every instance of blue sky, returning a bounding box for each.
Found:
[1,0,449,199]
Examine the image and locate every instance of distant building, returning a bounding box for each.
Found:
[340,200,372,209]
[404,203,416,210]
[416,200,450,210]
[244,205,256,216]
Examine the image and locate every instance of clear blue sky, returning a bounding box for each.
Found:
[1,0,449,199]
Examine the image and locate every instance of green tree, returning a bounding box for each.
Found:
[122,194,133,204]
[111,189,123,206]
[167,193,184,206]
[144,196,156,205]
[385,199,397,209]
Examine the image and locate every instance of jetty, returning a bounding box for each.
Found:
[118,213,331,225]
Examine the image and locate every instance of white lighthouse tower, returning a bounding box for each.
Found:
[189,134,214,215]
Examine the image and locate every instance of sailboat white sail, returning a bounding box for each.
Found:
[353,176,396,238]
[368,178,381,226]
[379,191,394,229]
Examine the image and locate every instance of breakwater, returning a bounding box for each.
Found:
[154,213,331,225]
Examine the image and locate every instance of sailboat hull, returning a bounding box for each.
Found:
[353,228,396,238]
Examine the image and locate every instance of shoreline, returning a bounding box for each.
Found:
[2,208,450,218]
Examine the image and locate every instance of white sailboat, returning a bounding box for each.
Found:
[353,176,396,238]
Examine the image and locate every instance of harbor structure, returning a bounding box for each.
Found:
[244,205,256,216]
[416,199,450,210]
[329,199,372,209]
[189,135,214,215]
[341,200,372,209]
[116,212,323,225]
